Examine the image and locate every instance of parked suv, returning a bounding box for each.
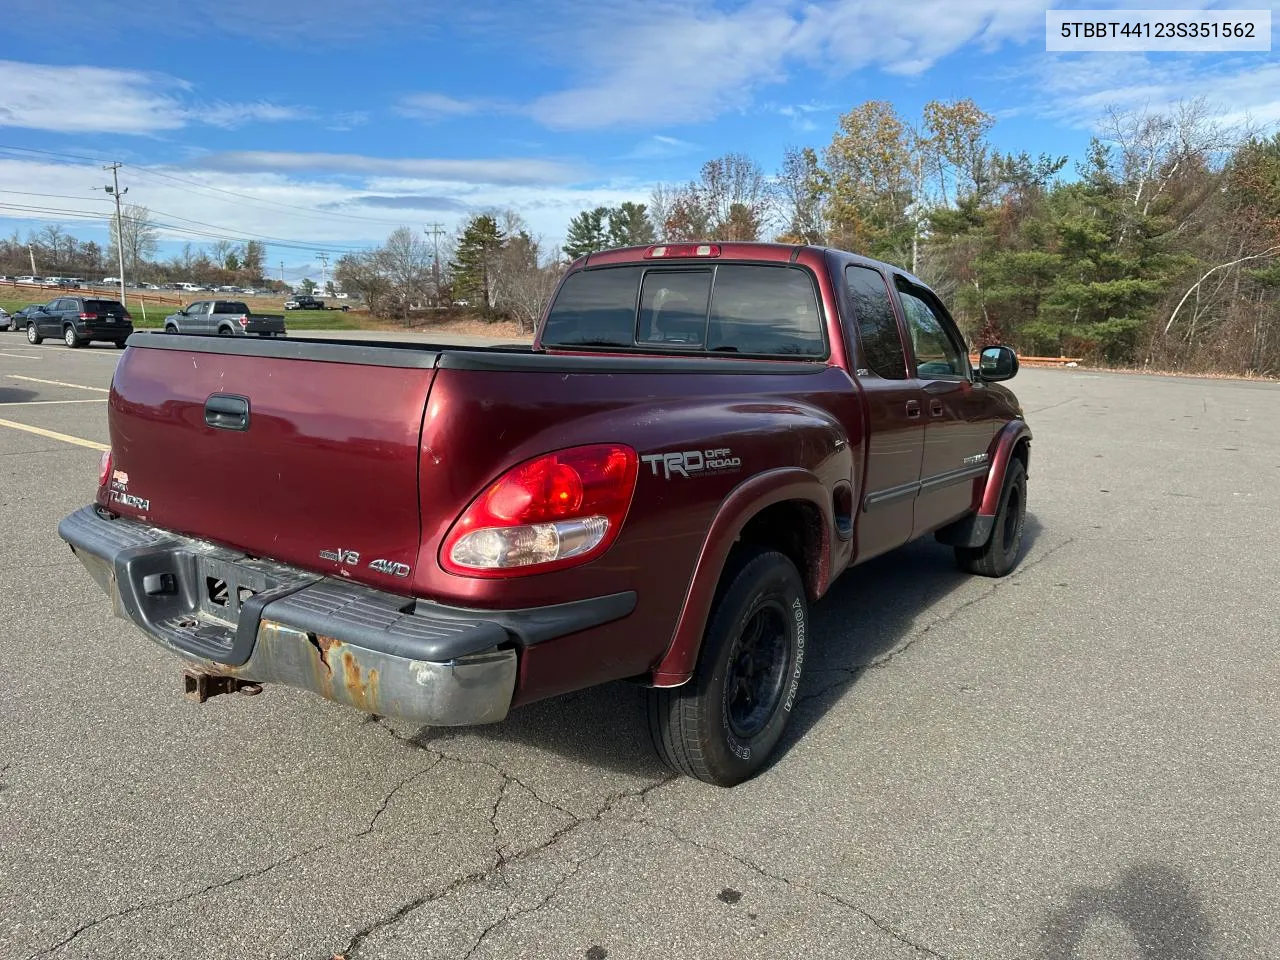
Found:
[24,296,133,348]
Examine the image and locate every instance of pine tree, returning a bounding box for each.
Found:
[451,214,506,312]
[563,208,610,259]
[606,202,656,247]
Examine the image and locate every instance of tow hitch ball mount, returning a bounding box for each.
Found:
[183,669,264,703]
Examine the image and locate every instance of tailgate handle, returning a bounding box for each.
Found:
[205,394,250,431]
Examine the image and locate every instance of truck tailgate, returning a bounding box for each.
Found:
[245,314,287,335]
[104,337,437,588]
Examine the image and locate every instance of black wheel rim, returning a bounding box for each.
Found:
[724,601,790,739]
[1002,482,1023,553]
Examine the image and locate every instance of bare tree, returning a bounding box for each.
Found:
[108,203,159,277]
[376,226,434,319]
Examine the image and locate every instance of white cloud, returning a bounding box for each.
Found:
[0,157,653,256]
[192,151,584,185]
[619,135,700,160]
[526,0,1050,129]
[1029,55,1280,132]
[0,60,307,135]
[395,93,500,121]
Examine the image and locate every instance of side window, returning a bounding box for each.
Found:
[897,286,966,379]
[844,265,906,379]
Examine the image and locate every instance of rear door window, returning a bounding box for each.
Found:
[845,265,907,379]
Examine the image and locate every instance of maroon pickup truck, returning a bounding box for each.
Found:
[59,242,1030,786]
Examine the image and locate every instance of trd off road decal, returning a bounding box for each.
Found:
[641,447,742,480]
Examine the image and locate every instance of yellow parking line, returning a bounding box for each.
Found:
[8,375,110,393]
[0,417,109,451]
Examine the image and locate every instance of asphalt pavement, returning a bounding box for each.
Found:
[1,333,1277,960]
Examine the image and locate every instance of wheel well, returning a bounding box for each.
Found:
[1012,437,1031,476]
[732,499,824,600]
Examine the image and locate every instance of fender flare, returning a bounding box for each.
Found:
[649,467,834,687]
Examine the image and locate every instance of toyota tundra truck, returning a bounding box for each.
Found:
[58,242,1031,786]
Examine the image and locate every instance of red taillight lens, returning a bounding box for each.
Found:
[644,243,720,259]
[123,311,132,320]
[441,444,638,577]
[98,449,112,487]
[79,312,94,320]
[237,316,249,327]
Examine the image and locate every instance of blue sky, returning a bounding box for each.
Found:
[0,0,1277,281]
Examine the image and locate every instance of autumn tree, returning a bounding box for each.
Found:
[775,146,827,244]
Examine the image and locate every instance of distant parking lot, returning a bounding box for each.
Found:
[1,340,1277,959]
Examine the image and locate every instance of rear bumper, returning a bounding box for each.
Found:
[58,505,634,726]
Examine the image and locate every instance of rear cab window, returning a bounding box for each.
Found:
[542,262,827,359]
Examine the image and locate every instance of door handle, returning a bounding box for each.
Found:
[905,400,921,419]
[930,399,944,417]
[204,394,250,431]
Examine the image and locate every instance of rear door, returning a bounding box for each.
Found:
[842,263,925,561]
[40,299,64,335]
[895,279,995,536]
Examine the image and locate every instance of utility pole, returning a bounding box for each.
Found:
[315,251,329,295]
[279,261,285,287]
[28,244,37,276]
[102,162,128,304]
[424,223,445,303]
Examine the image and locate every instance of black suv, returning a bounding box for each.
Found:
[24,296,134,349]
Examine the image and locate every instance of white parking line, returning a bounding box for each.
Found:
[7,375,110,393]
[0,352,40,360]
[0,399,108,406]
[0,417,108,451]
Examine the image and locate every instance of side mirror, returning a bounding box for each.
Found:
[978,345,1019,382]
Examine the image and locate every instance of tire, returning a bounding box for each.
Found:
[64,326,82,348]
[645,547,808,787]
[113,340,127,349]
[27,323,42,344]
[164,324,177,334]
[217,326,232,336]
[955,457,1027,578]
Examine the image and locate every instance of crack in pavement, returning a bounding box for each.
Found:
[333,754,677,959]
[460,843,608,960]
[25,760,442,960]
[799,537,1076,708]
[647,822,950,959]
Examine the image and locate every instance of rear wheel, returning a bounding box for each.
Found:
[27,323,42,344]
[113,340,127,349]
[645,547,807,787]
[64,326,82,348]
[955,458,1027,577]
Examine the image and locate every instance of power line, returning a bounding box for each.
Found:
[0,143,430,228]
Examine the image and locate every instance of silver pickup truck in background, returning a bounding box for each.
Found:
[162,300,288,337]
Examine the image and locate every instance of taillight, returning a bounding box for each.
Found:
[237,316,249,327]
[98,449,112,487]
[644,244,720,259]
[122,311,132,320]
[441,444,638,577]
[79,312,94,320]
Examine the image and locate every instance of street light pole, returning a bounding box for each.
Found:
[103,162,128,304]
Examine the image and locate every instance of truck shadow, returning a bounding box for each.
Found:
[0,387,38,405]
[421,514,1043,780]
[1038,862,1215,959]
